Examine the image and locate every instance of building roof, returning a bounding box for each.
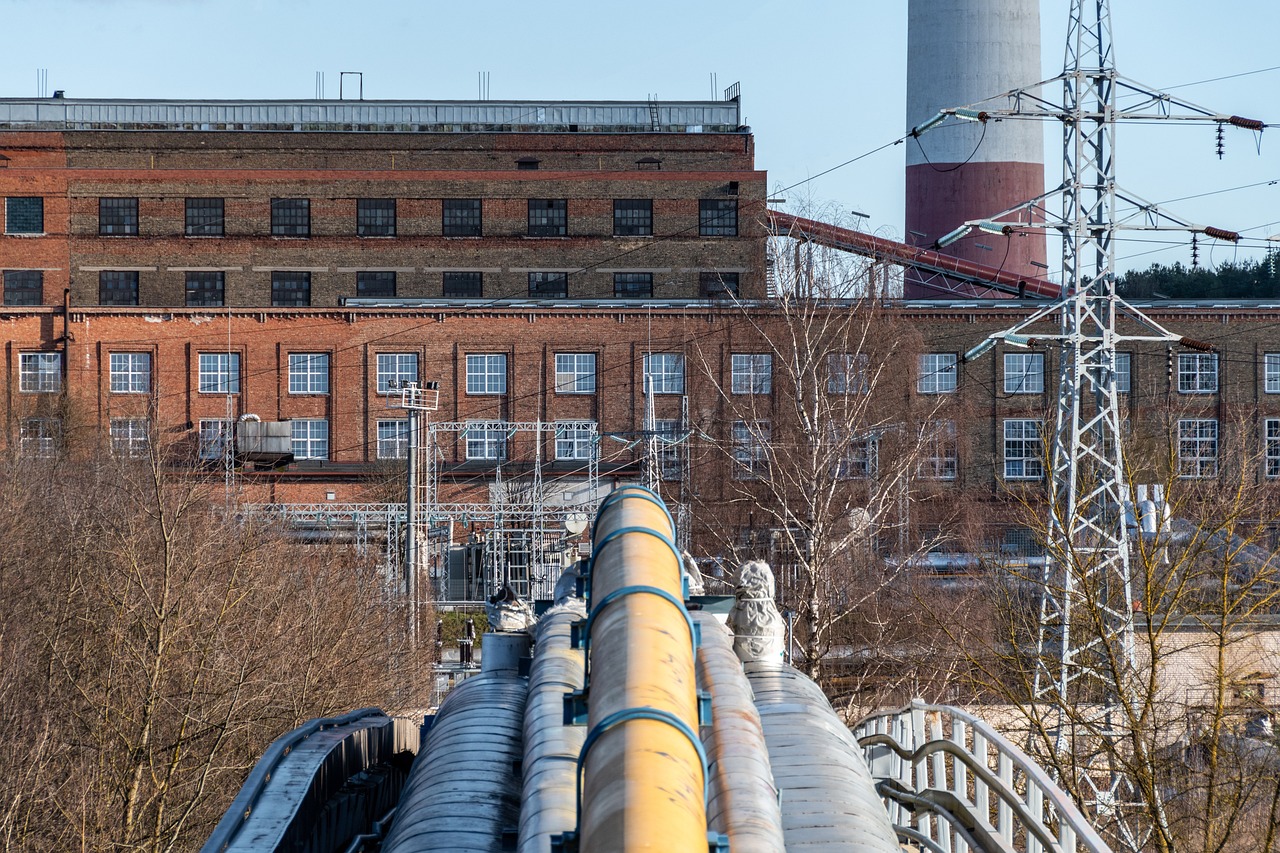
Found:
[0,97,745,134]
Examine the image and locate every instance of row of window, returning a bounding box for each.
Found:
[3,196,740,239]
[921,351,1235,396]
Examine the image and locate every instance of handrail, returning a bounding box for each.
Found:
[854,700,1112,853]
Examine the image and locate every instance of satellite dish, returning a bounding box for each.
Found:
[564,513,589,536]
[849,507,872,535]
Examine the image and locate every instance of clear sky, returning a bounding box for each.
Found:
[2,0,1276,276]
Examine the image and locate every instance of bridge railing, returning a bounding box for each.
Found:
[853,701,1111,853]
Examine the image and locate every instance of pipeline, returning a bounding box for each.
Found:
[569,486,709,852]
[691,612,786,853]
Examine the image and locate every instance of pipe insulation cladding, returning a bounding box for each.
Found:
[905,0,1046,295]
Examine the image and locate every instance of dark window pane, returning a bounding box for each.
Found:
[186,271,225,307]
[99,198,139,235]
[185,198,224,236]
[528,199,567,236]
[443,199,482,236]
[357,198,396,237]
[357,270,396,298]
[444,271,483,298]
[271,198,310,236]
[529,272,567,299]
[3,270,42,305]
[517,158,540,170]
[271,271,311,307]
[5,197,44,234]
[99,270,139,306]
[699,198,737,237]
[614,272,653,298]
[613,199,652,236]
[699,271,739,298]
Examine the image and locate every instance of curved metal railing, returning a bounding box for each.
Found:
[853,701,1112,853]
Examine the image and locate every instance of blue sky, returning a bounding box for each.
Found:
[2,0,1276,275]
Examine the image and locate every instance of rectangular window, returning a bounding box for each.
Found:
[1178,418,1219,478]
[5,197,43,234]
[356,198,396,237]
[20,418,60,458]
[614,272,653,298]
[198,419,232,460]
[110,418,149,458]
[443,271,483,298]
[699,271,740,299]
[185,271,225,307]
[357,271,397,298]
[529,271,568,298]
[185,198,224,236]
[699,199,737,236]
[466,353,507,395]
[828,352,869,394]
[731,353,773,394]
[19,352,61,393]
[920,420,958,480]
[555,353,596,394]
[99,270,139,306]
[3,270,42,306]
[271,271,311,307]
[291,419,329,460]
[288,353,329,394]
[1004,352,1044,394]
[643,353,685,395]
[654,419,682,480]
[1114,351,1131,394]
[442,199,482,237]
[834,432,878,480]
[732,420,770,479]
[109,352,151,394]
[377,420,410,460]
[528,199,567,236]
[376,353,418,394]
[555,421,596,461]
[1178,352,1218,394]
[465,421,507,461]
[918,353,958,394]
[198,353,240,394]
[1267,419,1280,479]
[1004,419,1043,480]
[271,198,310,236]
[1267,354,1280,394]
[98,197,138,235]
[613,199,653,236]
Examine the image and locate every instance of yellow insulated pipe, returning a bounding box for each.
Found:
[578,487,707,853]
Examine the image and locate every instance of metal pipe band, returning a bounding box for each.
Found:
[580,584,696,682]
[582,524,683,604]
[590,485,675,542]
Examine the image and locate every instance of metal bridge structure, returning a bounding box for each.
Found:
[205,489,1111,853]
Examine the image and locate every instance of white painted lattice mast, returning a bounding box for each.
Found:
[916,1,1261,848]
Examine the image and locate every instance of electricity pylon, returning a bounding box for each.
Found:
[914,2,1263,849]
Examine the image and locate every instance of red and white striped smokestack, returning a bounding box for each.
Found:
[905,0,1046,298]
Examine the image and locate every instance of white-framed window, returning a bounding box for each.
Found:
[288,353,329,394]
[643,353,685,395]
[827,352,869,394]
[198,353,240,394]
[555,420,596,461]
[732,420,770,479]
[466,353,507,395]
[376,352,418,394]
[110,418,149,457]
[465,420,507,460]
[731,354,772,395]
[19,418,59,458]
[1178,418,1218,478]
[1004,352,1044,394]
[918,353,958,394]
[198,419,231,460]
[834,432,878,480]
[654,418,683,480]
[920,419,958,480]
[555,353,596,394]
[109,352,151,394]
[19,352,61,393]
[1266,354,1280,394]
[1178,352,1218,394]
[291,419,329,460]
[1004,419,1043,480]
[377,420,410,460]
[1266,418,1280,478]
[1114,351,1131,394]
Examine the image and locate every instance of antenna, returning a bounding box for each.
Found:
[339,71,363,100]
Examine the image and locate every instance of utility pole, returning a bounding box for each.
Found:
[914,2,1262,849]
[390,380,440,647]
